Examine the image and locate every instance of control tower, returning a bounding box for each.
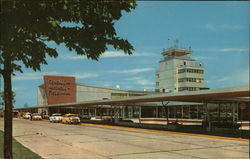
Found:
[155,48,205,93]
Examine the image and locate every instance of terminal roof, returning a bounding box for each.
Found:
[162,49,192,57]
[15,86,249,110]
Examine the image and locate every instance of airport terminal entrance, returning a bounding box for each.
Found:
[141,106,154,118]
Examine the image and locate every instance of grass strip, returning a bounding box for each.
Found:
[0,130,43,159]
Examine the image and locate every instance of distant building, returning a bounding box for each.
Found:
[38,75,153,106]
[155,48,205,92]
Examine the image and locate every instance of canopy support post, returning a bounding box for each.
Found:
[162,101,170,125]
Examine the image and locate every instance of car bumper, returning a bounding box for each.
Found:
[70,120,80,124]
[32,118,42,120]
[51,120,61,122]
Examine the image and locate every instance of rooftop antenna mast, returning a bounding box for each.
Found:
[174,38,179,49]
[167,37,171,50]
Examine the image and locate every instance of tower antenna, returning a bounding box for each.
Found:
[174,38,179,49]
[167,37,171,50]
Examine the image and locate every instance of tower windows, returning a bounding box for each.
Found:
[178,69,204,74]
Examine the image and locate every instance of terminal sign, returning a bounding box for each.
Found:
[44,75,76,105]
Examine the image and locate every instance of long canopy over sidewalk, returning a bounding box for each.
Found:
[15,86,250,110]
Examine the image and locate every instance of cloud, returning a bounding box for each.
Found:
[13,71,99,81]
[193,56,212,61]
[125,77,155,86]
[215,77,230,82]
[202,24,216,30]
[216,48,249,52]
[60,51,154,60]
[139,86,155,91]
[89,81,114,88]
[194,48,249,53]
[12,86,26,91]
[101,51,153,58]
[101,51,131,57]
[13,71,59,81]
[210,68,249,87]
[69,73,99,79]
[109,68,154,74]
[220,24,244,30]
[61,55,87,60]
[201,24,245,31]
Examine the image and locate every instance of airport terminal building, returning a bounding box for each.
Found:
[37,75,205,119]
[16,48,249,128]
[34,75,248,124]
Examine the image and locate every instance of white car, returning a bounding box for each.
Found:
[49,113,63,123]
[31,113,42,120]
[23,112,31,119]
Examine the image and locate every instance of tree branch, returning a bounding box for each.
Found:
[0,68,4,76]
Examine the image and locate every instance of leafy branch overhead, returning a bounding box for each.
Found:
[1,1,136,158]
[0,92,16,104]
[0,0,136,73]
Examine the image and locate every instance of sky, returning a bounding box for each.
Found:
[1,1,249,108]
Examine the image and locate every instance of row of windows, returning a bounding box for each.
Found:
[183,61,203,67]
[178,68,204,74]
[111,93,144,99]
[178,87,199,91]
[178,78,204,83]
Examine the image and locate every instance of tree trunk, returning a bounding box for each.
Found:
[3,53,13,159]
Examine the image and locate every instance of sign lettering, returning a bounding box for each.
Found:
[44,75,76,105]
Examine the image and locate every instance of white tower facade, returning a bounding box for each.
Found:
[155,48,205,93]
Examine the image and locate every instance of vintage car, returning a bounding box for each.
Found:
[23,112,31,119]
[49,113,63,123]
[62,114,80,124]
[31,113,42,120]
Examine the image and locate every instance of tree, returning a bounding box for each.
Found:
[23,103,28,108]
[0,91,16,106]
[0,1,136,158]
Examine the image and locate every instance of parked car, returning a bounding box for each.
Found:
[49,113,63,123]
[62,114,80,124]
[23,112,31,119]
[43,114,50,119]
[31,113,42,120]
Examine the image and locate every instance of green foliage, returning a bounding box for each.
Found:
[0,91,16,104]
[0,3,136,156]
[0,130,44,159]
[0,0,136,73]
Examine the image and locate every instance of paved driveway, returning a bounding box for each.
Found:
[0,118,249,159]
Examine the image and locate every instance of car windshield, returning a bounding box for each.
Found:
[33,113,40,116]
[53,114,61,116]
[67,114,77,117]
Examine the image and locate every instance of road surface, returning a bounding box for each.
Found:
[0,118,249,159]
